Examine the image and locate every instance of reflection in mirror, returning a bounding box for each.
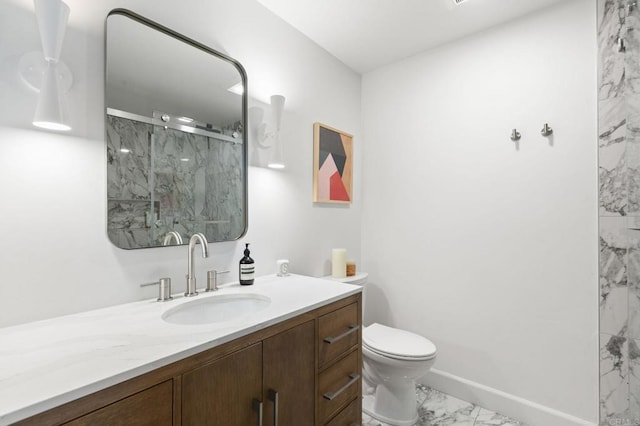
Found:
[105,9,247,249]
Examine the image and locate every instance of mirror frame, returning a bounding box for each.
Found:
[105,9,249,248]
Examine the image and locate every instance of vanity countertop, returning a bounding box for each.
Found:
[0,274,361,425]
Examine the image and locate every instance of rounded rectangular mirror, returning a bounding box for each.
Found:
[105,9,247,249]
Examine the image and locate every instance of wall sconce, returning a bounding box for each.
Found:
[19,0,72,131]
[249,95,286,169]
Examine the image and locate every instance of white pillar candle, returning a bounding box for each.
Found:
[331,248,347,278]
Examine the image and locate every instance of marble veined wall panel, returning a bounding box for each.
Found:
[106,115,152,201]
[600,217,629,337]
[627,1,640,94]
[599,0,625,101]
[203,131,244,241]
[600,332,630,423]
[106,116,244,249]
[629,225,640,341]
[600,97,627,216]
[599,0,632,423]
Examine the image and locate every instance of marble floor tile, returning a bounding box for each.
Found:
[361,385,525,426]
[473,408,525,426]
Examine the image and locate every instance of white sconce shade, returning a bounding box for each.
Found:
[249,95,286,169]
[26,0,72,131]
[32,61,69,131]
[34,0,70,61]
[268,133,285,169]
[270,95,285,131]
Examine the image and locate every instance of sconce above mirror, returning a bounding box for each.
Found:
[105,9,248,249]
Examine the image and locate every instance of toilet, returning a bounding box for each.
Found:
[327,272,437,426]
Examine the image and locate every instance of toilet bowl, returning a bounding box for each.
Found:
[325,272,437,426]
[362,323,436,425]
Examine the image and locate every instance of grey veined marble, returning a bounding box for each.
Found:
[598,0,625,100]
[361,385,525,426]
[598,0,640,422]
[106,115,244,249]
[599,97,627,216]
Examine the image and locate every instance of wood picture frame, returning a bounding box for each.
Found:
[313,123,353,204]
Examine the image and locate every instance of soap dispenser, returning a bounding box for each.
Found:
[239,243,255,285]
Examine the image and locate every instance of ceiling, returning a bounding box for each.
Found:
[255,0,572,74]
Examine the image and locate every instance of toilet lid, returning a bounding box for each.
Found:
[363,323,436,360]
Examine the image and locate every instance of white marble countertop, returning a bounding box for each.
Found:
[0,274,361,425]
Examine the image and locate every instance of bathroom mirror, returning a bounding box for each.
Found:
[105,9,247,249]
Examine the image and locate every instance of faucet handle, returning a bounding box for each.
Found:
[206,270,230,292]
[141,278,173,302]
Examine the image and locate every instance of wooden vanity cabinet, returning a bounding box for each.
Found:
[263,319,315,425]
[317,302,362,425]
[181,343,262,425]
[181,320,315,426]
[16,293,361,426]
[64,380,173,426]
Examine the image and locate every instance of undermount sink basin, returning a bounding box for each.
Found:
[162,293,271,325]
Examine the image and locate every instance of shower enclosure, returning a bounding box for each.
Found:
[599,0,640,423]
[106,111,244,249]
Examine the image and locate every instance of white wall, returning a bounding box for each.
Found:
[361,1,598,424]
[0,0,600,422]
[0,0,362,327]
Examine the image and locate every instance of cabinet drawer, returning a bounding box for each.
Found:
[325,397,361,426]
[319,303,359,367]
[318,350,360,422]
[64,380,173,426]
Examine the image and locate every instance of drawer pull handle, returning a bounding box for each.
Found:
[322,373,360,401]
[323,324,360,344]
[268,389,279,426]
[252,398,263,426]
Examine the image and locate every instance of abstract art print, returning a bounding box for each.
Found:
[313,123,353,204]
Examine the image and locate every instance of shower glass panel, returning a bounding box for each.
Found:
[106,110,244,249]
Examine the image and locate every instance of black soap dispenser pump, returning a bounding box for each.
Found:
[239,243,255,285]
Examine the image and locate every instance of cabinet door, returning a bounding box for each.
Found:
[182,343,262,426]
[263,320,315,426]
[64,380,172,426]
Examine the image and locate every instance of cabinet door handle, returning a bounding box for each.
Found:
[252,398,263,426]
[323,324,360,344]
[322,373,360,400]
[268,389,279,426]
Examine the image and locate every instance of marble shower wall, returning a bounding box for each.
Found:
[599,0,640,423]
[106,115,244,249]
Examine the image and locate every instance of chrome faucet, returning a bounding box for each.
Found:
[162,231,183,246]
[185,233,209,297]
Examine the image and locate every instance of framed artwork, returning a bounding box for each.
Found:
[313,123,353,204]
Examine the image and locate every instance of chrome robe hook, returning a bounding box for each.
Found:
[541,123,553,137]
[510,129,521,141]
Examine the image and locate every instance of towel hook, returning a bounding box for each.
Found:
[541,123,553,137]
[510,129,521,141]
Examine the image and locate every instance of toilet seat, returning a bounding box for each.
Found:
[363,323,436,361]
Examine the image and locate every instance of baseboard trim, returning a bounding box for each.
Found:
[421,368,596,426]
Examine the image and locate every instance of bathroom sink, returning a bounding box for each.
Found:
[162,293,271,325]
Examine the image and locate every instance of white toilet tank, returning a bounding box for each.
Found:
[325,272,368,314]
[327,272,368,286]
